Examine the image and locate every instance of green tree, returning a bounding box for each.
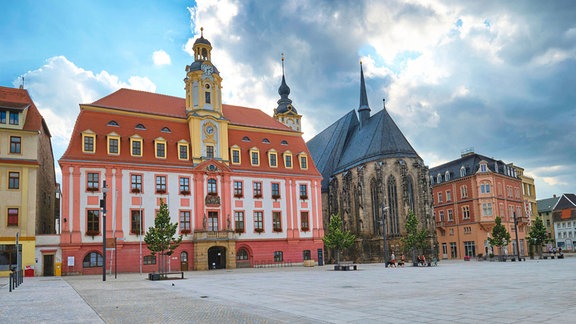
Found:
[527,217,548,258]
[144,199,182,274]
[401,210,429,264]
[488,216,511,256]
[323,214,356,264]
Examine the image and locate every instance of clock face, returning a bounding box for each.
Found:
[201,64,213,75]
[206,125,214,135]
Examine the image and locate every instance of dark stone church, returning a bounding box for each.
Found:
[307,64,435,263]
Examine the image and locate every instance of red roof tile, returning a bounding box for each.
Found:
[0,86,47,134]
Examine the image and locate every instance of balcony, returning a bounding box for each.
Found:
[192,230,235,241]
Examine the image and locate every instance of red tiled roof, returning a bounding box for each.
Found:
[0,86,45,133]
[61,88,321,177]
[90,88,292,131]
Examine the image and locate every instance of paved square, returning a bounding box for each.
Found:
[1,257,574,323]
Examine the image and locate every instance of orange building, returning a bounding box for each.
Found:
[58,31,324,274]
[430,151,528,259]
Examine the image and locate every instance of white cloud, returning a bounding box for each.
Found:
[20,56,156,183]
[152,50,172,66]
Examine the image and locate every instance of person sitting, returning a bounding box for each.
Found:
[398,254,405,267]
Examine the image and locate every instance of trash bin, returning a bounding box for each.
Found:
[25,265,34,277]
[149,273,160,281]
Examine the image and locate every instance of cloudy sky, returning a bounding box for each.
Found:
[2,0,575,199]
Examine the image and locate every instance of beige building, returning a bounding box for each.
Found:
[512,165,538,226]
[0,86,57,277]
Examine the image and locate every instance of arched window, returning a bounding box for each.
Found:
[208,178,217,195]
[370,178,381,236]
[437,173,442,183]
[445,171,450,181]
[406,176,415,212]
[387,176,399,235]
[237,248,249,260]
[83,252,103,268]
[460,166,466,177]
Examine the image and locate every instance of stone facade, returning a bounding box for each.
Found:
[324,157,434,263]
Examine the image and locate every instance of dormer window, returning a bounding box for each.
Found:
[107,120,119,127]
[262,138,270,144]
[445,171,450,181]
[107,133,120,155]
[135,124,146,130]
[242,136,251,142]
[268,150,278,168]
[298,153,308,170]
[250,148,260,166]
[281,140,288,145]
[284,151,293,168]
[479,163,488,173]
[436,173,442,184]
[178,141,189,160]
[231,145,241,165]
[460,166,466,177]
[155,138,167,159]
[161,127,171,133]
[130,136,143,157]
[82,130,96,153]
[9,111,19,125]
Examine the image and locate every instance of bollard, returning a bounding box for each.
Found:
[9,272,12,292]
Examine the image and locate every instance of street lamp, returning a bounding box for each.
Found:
[139,192,143,276]
[381,204,390,265]
[100,179,109,281]
[513,212,521,261]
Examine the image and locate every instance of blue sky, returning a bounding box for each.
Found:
[2,0,575,199]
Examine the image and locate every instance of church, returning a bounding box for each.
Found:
[307,64,435,263]
[58,30,324,274]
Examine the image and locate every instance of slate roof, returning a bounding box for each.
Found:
[307,106,420,191]
[429,152,519,185]
[537,196,561,213]
[554,194,576,211]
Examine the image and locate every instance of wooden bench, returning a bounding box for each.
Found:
[149,272,184,280]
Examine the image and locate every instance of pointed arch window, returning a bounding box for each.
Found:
[387,176,399,235]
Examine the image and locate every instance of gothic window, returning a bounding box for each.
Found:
[370,178,381,236]
[387,176,399,235]
[406,176,415,212]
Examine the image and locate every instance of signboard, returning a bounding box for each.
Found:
[68,256,75,267]
[106,238,116,248]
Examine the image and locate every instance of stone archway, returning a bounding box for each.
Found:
[207,246,227,270]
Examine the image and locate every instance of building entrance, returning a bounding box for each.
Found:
[208,246,226,269]
[43,254,54,276]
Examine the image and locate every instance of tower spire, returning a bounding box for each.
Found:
[358,61,371,126]
[273,53,302,132]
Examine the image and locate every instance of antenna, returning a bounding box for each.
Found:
[19,76,25,89]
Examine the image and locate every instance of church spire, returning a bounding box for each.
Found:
[273,53,302,132]
[358,61,371,126]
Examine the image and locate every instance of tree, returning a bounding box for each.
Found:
[144,199,182,274]
[488,216,511,256]
[323,214,356,264]
[527,217,548,258]
[401,210,429,264]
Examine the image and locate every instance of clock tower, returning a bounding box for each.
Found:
[184,28,229,163]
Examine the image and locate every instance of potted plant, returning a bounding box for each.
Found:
[131,188,141,194]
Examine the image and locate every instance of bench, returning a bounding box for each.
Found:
[149,272,184,280]
[334,262,357,271]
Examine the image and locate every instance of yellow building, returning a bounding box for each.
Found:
[512,165,538,226]
[0,86,57,277]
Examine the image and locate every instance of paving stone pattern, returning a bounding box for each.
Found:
[1,257,575,323]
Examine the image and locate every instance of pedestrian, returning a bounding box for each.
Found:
[398,254,405,267]
[390,252,396,267]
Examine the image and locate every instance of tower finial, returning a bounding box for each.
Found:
[281,52,285,75]
[200,27,204,37]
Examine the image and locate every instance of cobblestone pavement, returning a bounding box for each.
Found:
[2,257,576,323]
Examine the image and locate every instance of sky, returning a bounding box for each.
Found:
[2,0,575,200]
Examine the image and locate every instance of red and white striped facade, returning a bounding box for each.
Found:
[58,33,324,274]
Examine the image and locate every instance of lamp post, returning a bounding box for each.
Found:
[139,192,143,276]
[101,180,108,281]
[513,212,521,261]
[381,204,390,265]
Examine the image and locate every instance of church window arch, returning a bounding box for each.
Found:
[387,176,399,235]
